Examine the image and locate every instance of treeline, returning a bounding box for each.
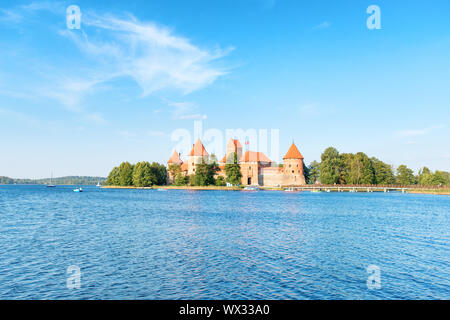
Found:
[0,176,106,185]
[106,162,167,187]
[305,147,450,186]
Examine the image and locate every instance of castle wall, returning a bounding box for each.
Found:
[259,167,284,187]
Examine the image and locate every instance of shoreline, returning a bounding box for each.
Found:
[102,185,450,194]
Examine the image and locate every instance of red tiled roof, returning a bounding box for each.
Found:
[240,151,272,163]
[189,139,209,157]
[283,142,304,159]
[168,150,183,164]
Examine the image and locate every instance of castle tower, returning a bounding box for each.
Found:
[283,142,306,185]
[224,139,242,164]
[167,150,183,183]
[187,139,209,175]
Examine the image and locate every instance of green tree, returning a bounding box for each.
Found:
[225,152,242,186]
[371,157,395,185]
[118,162,134,186]
[209,154,219,164]
[149,162,167,186]
[188,174,196,186]
[418,167,433,186]
[106,166,120,186]
[396,165,416,185]
[132,161,154,187]
[307,161,320,184]
[168,164,181,179]
[194,161,218,186]
[215,176,226,186]
[320,147,344,184]
[346,152,375,184]
[174,173,188,186]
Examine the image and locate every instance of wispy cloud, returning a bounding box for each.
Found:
[0,3,231,119]
[313,21,331,30]
[397,125,444,137]
[167,101,207,120]
[59,11,232,97]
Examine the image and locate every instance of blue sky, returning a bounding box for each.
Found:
[0,0,449,178]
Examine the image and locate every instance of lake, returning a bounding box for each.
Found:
[0,185,448,299]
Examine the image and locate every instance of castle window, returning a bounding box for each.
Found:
[292,170,294,173]
[289,164,291,167]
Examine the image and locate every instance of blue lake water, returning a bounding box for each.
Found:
[0,185,449,299]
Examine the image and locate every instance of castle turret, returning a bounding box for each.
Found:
[187,139,209,175]
[283,142,306,185]
[223,139,243,164]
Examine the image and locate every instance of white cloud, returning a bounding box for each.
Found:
[397,125,444,137]
[147,130,166,137]
[167,101,207,120]
[1,4,231,122]
[84,112,107,125]
[299,104,319,116]
[59,11,232,97]
[313,21,331,30]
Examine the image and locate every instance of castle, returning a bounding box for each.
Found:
[167,138,306,187]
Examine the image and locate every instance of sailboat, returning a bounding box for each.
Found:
[47,172,56,188]
[96,181,102,187]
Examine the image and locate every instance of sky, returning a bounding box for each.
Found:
[0,0,449,179]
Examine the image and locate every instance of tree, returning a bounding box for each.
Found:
[188,174,196,186]
[396,165,416,185]
[346,152,375,185]
[215,176,226,186]
[209,154,219,164]
[418,167,433,186]
[118,162,134,186]
[225,152,242,186]
[371,157,395,185]
[132,161,154,187]
[149,162,167,186]
[174,173,188,186]
[307,161,320,184]
[320,147,344,184]
[106,166,120,186]
[168,164,181,178]
[194,161,218,186]
[418,168,448,186]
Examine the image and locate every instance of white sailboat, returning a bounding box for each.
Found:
[47,172,56,188]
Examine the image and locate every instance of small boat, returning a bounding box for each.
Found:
[96,182,102,187]
[47,172,56,188]
[73,187,83,193]
[156,188,167,191]
[284,187,299,193]
[311,189,322,193]
[243,186,259,191]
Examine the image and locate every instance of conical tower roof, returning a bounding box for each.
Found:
[168,150,183,164]
[283,142,304,159]
[188,139,209,157]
